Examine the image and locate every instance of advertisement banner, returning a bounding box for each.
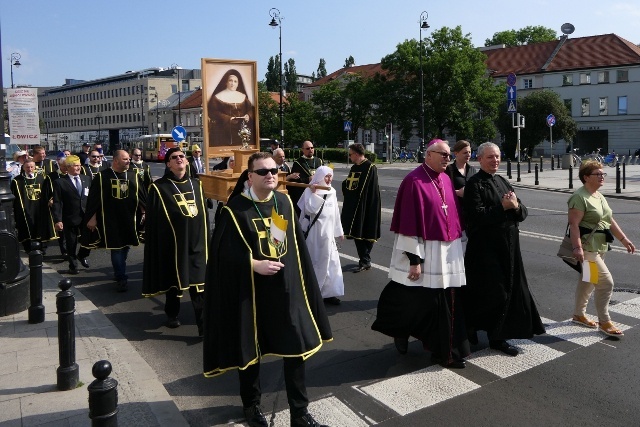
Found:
[8,88,41,145]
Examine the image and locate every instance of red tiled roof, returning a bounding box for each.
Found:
[177,88,202,109]
[484,33,640,77]
[307,63,384,87]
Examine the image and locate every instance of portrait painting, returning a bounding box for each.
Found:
[201,58,259,159]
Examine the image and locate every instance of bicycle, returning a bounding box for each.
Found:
[603,153,619,167]
[570,148,582,166]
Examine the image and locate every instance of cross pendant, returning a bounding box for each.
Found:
[442,203,448,215]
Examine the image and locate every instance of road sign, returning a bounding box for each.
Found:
[546,114,556,127]
[507,86,517,101]
[507,100,517,113]
[172,126,187,142]
[507,72,517,87]
[343,121,352,132]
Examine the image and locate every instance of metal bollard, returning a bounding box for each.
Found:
[56,278,79,391]
[569,165,573,189]
[535,164,539,185]
[623,162,626,190]
[527,157,531,173]
[540,156,544,172]
[507,159,512,179]
[517,162,521,182]
[551,154,554,170]
[88,360,119,427]
[28,241,45,324]
[616,162,621,194]
[557,154,561,169]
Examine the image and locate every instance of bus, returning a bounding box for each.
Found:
[138,134,188,162]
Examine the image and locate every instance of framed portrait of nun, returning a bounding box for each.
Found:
[201,58,259,158]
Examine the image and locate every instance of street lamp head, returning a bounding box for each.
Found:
[420,11,429,29]
[13,59,21,68]
[269,7,281,26]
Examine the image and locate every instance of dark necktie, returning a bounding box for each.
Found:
[74,176,82,195]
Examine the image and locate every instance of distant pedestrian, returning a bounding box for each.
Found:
[130,147,152,189]
[341,143,381,272]
[31,146,56,175]
[289,141,323,214]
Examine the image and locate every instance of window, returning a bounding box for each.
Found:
[579,73,591,84]
[598,71,609,84]
[523,78,533,89]
[563,74,573,86]
[618,96,627,115]
[599,97,608,115]
[581,98,590,116]
[617,69,629,82]
[171,84,177,94]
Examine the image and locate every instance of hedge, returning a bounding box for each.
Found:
[283,148,377,163]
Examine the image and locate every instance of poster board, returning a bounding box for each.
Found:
[201,58,259,162]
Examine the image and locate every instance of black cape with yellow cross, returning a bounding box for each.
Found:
[142,172,208,297]
[203,190,332,378]
[81,168,146,250]
[341,159,381,241]
[11,174,45,243]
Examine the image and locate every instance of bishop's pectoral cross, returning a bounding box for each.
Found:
[441,202,448,216]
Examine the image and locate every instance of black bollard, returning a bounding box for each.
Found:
[56,278,79,391]
[540,156,544,172]
[28,241,45,324]
[551,155,554,171]
[88,360,119,427]
[569,165,573,189]
[517,162,521,182]
[527,157,531,173]
[535,164,539,185]
[507,159,512,179]
[616,162,621,194]
[623,162,626,190]
[557,154,561,169]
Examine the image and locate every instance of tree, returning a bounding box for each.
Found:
[316,58,327,79]
[283,93,321,145]
[265,55,281,92]
[495,89,577,157]
[485,26,557,47]
[380,26,503,144]
[284,58,298,94]
[257,81,280,140]
[343,55,355,68]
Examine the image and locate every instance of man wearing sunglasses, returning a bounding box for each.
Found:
[289,141,323,215]
[142,148,208,335]
[188,144,205,178]
[204,152,332,427]
[129,148,152,189]
[82,150,108,180]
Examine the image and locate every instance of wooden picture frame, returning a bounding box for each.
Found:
[201,58,259,164]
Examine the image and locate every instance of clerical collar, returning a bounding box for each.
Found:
[422,163,441,177]
[303,155,315,160]
[245,187,274,202]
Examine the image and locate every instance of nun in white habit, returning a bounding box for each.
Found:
[297,165,344,305]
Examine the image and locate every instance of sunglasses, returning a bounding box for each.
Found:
[170,154,186,160]
[303,147,314,150]
[90,155,100,158]
[251,168,278,176]
[430,150,452,159]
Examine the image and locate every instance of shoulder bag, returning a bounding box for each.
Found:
[557,224,596,273]
[303,194,327,239]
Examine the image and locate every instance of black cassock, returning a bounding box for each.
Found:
[203,191,332,378]
[463,170,545,340]
[341,160,381,241]
[289,156,323,208]
[11,174,45,242]
[142,173,208,296]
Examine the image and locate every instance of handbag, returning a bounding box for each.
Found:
[557,224,596,273]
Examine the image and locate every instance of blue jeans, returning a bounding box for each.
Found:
[110,247,130,282]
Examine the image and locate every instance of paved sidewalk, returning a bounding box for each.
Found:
[0,261,189,427]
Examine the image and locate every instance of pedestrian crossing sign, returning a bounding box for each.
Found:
[507,100,517,113]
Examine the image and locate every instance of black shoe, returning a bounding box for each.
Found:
[116,280,128,293]
[79,258,90,268]
[291,412,328,427]
[394,336,409,355]
[353,264,371,273]
[489,340,519,356]
[166,317,181,328]
[431,354,465,369]
[323,297,341,305]
[243,405,268,427]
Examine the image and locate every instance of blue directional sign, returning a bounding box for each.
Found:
[507,86,517,101]
[172,125,187,142]
[343,121,352,132]
[546,114,556,127]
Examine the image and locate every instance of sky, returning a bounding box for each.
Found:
[2,0,640,88]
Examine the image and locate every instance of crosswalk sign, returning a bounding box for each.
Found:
[507,100,517,113]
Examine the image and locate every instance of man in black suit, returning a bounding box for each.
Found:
[188,144,205,178]
[52,155,91,275]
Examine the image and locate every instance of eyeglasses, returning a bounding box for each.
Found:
[170,154,186,160]
[90,155,100,158]
[132,153,142,157]
[590,173,607,177]
[303,147,314,150]
[429,150,451,159]
[251,168,279,176]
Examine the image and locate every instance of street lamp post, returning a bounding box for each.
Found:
[419,12,430,161]
[137,85,145,136]
[95,115,102,144]
[9,53,21,88]
[269,8,284,146]
[172,64,182,126]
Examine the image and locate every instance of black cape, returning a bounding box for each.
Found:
[142,172,208,297]
[81,168,146,249]
[289,156,323,207]
[130,162,152,189]
[11,174,45,242]
[341,160,381,240]
[203,191,332,377]
[463,170,545,339]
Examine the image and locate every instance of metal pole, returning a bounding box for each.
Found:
[418,11,429,162]
[88,360,119,426]
[540,156,543,173]
[534,164,539,185]
[550,125,553,171]
[616,162,621,194]
[623,161,626,189]
[28,242,45,324]
[507,158,511,179]
[56,278,79,391]
[569,165,573,189]
[178,68,182,126]
[527,156,531,174]
[516,161,521,182]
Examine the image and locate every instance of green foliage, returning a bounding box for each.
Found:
[284,58,298,94]
[265,55,280,92]
[257,81,279,140]
[343,55,355,68]
[496,89,577,157]
[284,147,376,163]
[485,26,557,47]
[282,93,320,146]
[316,58,327,80]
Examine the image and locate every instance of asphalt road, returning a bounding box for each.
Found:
[52,162,640,426]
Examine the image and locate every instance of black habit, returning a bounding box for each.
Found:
[341,160,381,240]
[289,156,323,208]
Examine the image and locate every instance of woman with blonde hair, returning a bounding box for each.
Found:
[568,160,635,336]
